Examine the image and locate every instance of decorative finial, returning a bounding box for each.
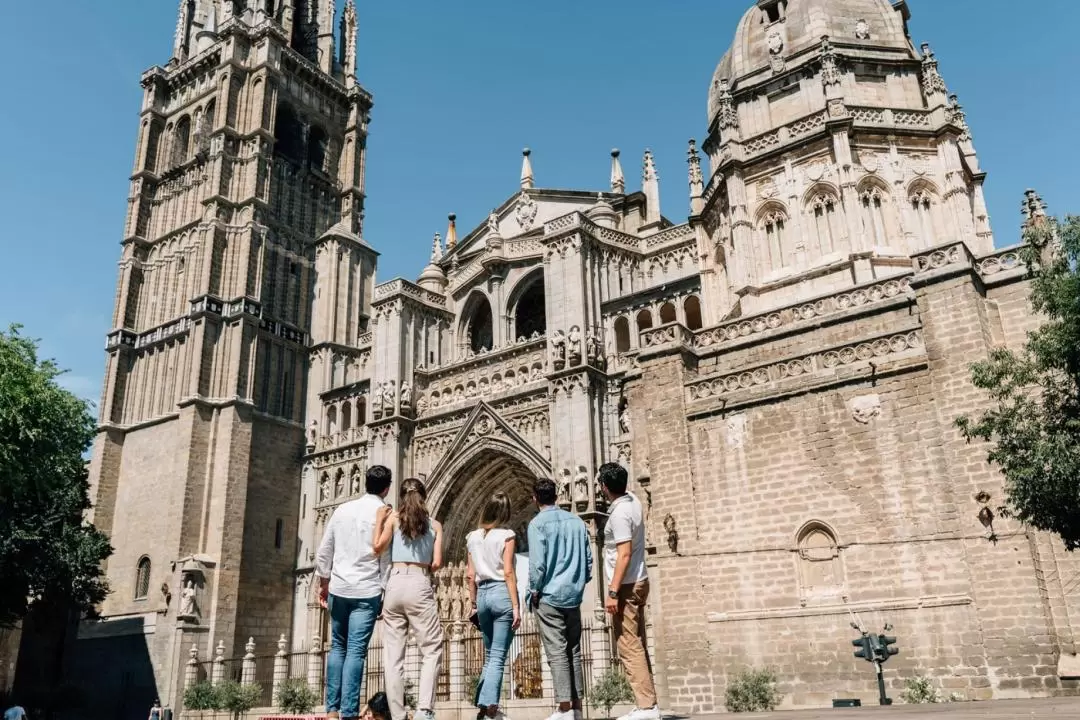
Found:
[687,139,703,196]
[715,79,739,133]
[1021,189,1048,227]
[245,637,256,657]
[642,149,661,226]
[430,232,443,262]
[487,209,501,237]
[214,640,225,660]
[189,644,199,662]
[610,149,625,194]
[947,94,971,142]
[445,213,458,249]
[920,43,947,97]
[278,634,288,654]
[341,1,359,86]
[820,36,841,88]
[520,148,534,190]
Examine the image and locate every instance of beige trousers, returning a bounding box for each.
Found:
[613,580,657,709]
[382,567,444,720]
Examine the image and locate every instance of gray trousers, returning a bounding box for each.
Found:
[535,602,584,703]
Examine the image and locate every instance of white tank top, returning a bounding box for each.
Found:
[466,528,516,582]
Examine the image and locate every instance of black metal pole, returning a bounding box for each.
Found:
[875,661,891,705]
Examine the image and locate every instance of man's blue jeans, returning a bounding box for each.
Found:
[326,594,381,718]
[475,581,515,708]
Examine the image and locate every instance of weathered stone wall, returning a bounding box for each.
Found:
[632,261,1080,711]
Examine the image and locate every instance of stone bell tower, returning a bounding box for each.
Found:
[78,0,375,714]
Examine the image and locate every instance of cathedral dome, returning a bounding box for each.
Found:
[708,0,912,125]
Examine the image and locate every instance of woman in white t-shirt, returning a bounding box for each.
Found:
[466,492,521,720]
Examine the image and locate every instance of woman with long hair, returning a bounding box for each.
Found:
[373,478,444,720]
[466,492,521,720]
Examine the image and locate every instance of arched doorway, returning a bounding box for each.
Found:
[434,448,540,563]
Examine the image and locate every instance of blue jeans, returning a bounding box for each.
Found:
[326,594,381,718]
[475,581,515,708]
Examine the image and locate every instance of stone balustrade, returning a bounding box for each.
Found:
[415,338,548,417]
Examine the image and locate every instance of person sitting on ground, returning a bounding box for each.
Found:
[360,692,390,720]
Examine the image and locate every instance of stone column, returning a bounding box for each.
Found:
[211,640,226,686]
[307,632,324,692]
[241,637,257,685]
[184,644,199,691]
[449,623,465,701]
[273,634,289,703]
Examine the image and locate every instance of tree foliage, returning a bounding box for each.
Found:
[957,214,1080,549]
[275,678,318,715]
[589,667,634,718]
[724,667,782,713]
[0,325,112,627]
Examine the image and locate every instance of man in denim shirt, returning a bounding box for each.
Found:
[527,477,593,720]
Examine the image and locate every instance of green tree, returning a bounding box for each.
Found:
[0,325,112,628]
[957,211,1080,549]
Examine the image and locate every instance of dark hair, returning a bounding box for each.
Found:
[598,463,628,496]
[368,691,390,719]
[534,478,557,507]
[365,465,392,495]
[479,492,512,531]
[398,478,430,540]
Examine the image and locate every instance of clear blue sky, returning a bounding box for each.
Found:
[1,0,1077,406]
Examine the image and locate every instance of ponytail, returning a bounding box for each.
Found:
[398,478,430,540]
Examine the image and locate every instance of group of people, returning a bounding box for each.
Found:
[314,462,660,720]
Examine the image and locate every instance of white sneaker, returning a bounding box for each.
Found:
[618,707,659,720]
[544,711,575,720]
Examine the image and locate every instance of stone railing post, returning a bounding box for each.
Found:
[272,634,289,703]
[211,640,226,686]
[241,637,256,685]
[307,632,324,692]
[185,643,199,691]
[591,605,610,681]
[448,622,464,701]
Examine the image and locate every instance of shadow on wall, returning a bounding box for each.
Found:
[16,612,159,720]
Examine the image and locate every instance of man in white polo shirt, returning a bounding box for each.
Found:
[599,462,658,720]
[315,465,393,720]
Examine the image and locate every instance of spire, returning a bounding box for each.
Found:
[520,148,534,190]
[341,0,358,87]
[920,43,947,99]
[687,140,704,215]
[819,36,841,89]
[642,149,661,227]
[947,94,972,142]
[445,213,458,250]
[430,232,443,263]
[610,149,625,194]
[1021,189,1048,228]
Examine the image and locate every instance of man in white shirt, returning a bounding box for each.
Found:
[316,465,393,720]
[600,463,658,720]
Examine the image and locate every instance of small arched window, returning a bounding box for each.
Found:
[327,405,338,435]
[135,557,152,600]
[465,295,494,353]
[796,521,844,606]
[910,187,937,246]
[513,275,547,340]
[684,296,703,331]
[172,116,192,167]
[659,303,677,324]
[614,317,631,353]
[274,104,304,163]
[759,209,788,271]
[341,401,352,433]
[860,184,888,247]
[636,309,653,333]
[808,193,839,255]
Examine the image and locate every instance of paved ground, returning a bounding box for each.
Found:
[691,697,1080,719]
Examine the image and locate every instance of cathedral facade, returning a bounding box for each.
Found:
[74,0,1080,716]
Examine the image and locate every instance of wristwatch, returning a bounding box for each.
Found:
[608,589,619,600]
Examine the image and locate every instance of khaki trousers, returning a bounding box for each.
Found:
[382,567,444,720]
[613,580,657,709]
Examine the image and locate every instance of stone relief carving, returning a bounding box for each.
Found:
[178,578,198,619]
[318,474,329,503]
[515,193,538,231]
[549,330,567,369]
[567,326,582,365]
[573,466,590,506]
[557,469,572,508]
[371,383,384,417]
[585,330,600,366]
[854,19,870,40]
[849,394,882,424]
[306,420,318,447]
[767,29,786,72]
[400,380,413,411]
[725,414,748,450]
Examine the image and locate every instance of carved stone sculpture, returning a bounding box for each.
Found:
[417,395,429,414]
[318,474,329,503]
[567,326,582,365]
[573,466,590,505]
[385,380,397,413]
[619,403,631,435]
[334,472,344,498]
[557,469,572,508]
[371,383,384,416]
[585,330,600,364]
[550,330,567,369]
[349,470,361,496]
[400,380,413,410]
[179,579,197,619]
[850,394,882,424]
[306,420,317,447]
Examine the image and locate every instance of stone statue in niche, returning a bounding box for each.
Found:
[557,469,572,507]
[585,330,600,365]
[318,474,329,503]
[567,326,583,365]
[550,330,567,369]
[573,466,590,505]
[618,398,631,435]
[385,380,397,412]
[416,395,429,415]
[371,383,384,416]
[849,394,882,425]
[178,578,198,619]
[400,380,413,410]
[349,470,361,496]
[531,366,544,382]
[306,420,318,447]
[334,472,344,498]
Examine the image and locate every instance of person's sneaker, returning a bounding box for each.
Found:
[617,707,659,720]
[544,710,575,720]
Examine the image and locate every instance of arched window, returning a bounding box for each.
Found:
[636,309,653,333]
[796,521,844,605]
[308,125,328,172]
[172,116,192,167]
[274,104,304,163]
[808,192,839,255]
[910,187,937,246]
[357,398,367,426]
[464,294,494,353]
[859,184,888,247]
[327,405,338,435]
[512,275,546,340]
[759,208,788,271]
[341,401,352,433]
[659,303,677,324]
[614,316,631,353]
[684,296,703,331]
[134,557,152,600]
